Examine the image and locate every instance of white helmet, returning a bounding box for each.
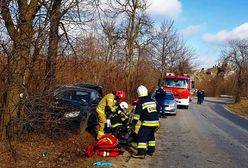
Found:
[120,101,128,110]
[137,85,148,97]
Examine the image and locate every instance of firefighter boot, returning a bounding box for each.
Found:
[146,152,154,156]
[131,154,145,159]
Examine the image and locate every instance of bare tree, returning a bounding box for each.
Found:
[41,0,95,92]
[173,44,195,75]
[151,20,195,78]
[222,39,248,102]
[0,0,41,141]
[0,0,95,141]
[105,0,152,99]
[152,20,176,77]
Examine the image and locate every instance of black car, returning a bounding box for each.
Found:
[50,85,102,133]
[74,83,103,97]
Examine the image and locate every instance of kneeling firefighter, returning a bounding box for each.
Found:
[131,85,160,159]
[96,90,126,139]
[110,101,129,129]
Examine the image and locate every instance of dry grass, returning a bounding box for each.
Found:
[226,100,248,119]
[0,131,102,168]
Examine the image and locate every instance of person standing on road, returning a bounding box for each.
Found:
[197,89,205,104]
[96,90,126,139]
[154,86,167,118]
[131,85,160,159]
[200,90,205,104]
[197,89,201,104]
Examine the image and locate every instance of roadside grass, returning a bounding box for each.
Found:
[226,100,248,119]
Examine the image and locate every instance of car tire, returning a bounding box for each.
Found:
[77,112,89,134]
[85,112,99,138]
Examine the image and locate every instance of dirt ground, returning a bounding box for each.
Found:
[0,129,136,168]
[0,131,107,168]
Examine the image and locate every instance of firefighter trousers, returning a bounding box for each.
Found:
[136,125,157,155]
[96,108,106,139]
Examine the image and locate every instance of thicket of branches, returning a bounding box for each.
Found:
[221,40,248,102]
[0,0,195,142]
[195,39,248,101]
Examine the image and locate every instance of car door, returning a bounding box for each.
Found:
[90,90,102,109]
[86,90,102,127]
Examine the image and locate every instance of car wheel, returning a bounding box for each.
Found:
[85,112,99,138]
[78,112,89,134]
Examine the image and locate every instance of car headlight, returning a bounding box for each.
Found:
[64,111,80,118]
[169,103,175,107]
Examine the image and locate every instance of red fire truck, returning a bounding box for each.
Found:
[162,73,192,109]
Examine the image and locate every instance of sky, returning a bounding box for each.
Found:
[147,0,248,68]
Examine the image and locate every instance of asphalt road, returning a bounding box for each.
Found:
[113,97,248,168]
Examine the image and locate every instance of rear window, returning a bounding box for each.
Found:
[74,91,90,101]
[166,93,174,100]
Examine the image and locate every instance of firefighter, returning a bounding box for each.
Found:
[131,85,160,159]
[96,90,126,139]
[110,101,129,129]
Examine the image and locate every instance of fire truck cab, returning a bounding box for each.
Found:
[161,73,191,109]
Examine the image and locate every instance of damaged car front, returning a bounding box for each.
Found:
[51,85,102,133]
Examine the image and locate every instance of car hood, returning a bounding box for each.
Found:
[164,99,175,105]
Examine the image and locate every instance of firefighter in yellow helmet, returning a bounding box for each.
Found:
[96,90,126,139]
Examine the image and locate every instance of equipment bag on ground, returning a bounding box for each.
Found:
[86,134,124,157]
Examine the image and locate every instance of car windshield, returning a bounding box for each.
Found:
[163,78,188,89]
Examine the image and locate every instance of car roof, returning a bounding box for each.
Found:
[165,91,173,94]
[74,83,103,89]
[53,85,96,93]
[74,83,103,96]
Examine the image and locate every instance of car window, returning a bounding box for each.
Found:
[54,90,73,100]
[91,90,101,102]
[53,89,90,102]
[72,91,90,102]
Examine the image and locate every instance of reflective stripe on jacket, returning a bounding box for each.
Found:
[132,96,159,127]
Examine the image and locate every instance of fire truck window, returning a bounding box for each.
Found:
[164,78,188,88]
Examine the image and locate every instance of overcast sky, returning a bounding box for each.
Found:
[147,0,248,68]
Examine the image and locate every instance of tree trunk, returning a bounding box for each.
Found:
[44,0,62,93]
[1,39,32,141]
[0,0,40,141]
[235,69,243,103]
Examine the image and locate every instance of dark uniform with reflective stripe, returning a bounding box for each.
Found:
[154,87,167,117]
[132,96,159,156]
